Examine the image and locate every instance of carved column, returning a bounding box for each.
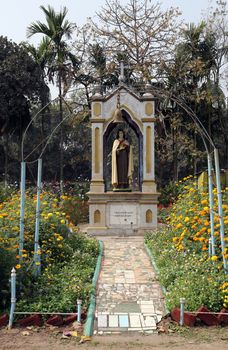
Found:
[142,100,156,193]
[90,100,105,193]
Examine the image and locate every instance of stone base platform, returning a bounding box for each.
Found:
[87,191,159,236]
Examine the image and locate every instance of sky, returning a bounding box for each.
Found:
[0,0,224,97]
[0,0,220,45]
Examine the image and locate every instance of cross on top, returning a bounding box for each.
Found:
[119,60,126,83]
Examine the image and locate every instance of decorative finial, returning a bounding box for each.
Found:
[113,89,124,123]
[118,60,125,83]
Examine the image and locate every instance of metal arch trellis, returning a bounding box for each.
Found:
[18,92,86,274]
[148,86,226,272]
[17,84,227,276]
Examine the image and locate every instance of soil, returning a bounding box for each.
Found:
[0,326,228,350]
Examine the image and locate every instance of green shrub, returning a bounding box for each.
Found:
[145,179,228,312]
[0,190,98,313]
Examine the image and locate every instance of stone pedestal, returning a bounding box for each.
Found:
[87,191,158,235]
[87,84,159,236]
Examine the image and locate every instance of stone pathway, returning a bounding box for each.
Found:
[94,236,165,334]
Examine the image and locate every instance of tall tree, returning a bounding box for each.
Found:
[0,36,48,184]
[92,0,181,82]
[27,5,77,190]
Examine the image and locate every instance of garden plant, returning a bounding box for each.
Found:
[146,176,228,312]
[0,184,98,314]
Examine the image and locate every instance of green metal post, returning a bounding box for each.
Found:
[19,162,26,260]
[34,158,42,276]
[214,149,227,271]
[207,154,215,256]
[8,268,16,328]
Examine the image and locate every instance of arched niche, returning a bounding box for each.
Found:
[94,209,101,223]
[146,209,153,223]
[103,109,143,192]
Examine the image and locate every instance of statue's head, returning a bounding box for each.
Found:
[116,129,125,140]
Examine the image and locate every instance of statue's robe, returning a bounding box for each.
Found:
[112,139,133,188]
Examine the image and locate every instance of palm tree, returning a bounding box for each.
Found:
[23,38,51,138]
[27,5,76,191]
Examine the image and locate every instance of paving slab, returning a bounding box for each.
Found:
[98,314,108,328]
[119,315,129,328]
[129,314,141,328]
[109,315,118,327]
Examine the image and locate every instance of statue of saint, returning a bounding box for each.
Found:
[111,129,133,190]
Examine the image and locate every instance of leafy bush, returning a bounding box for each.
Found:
[0,182,18,202]
[145,179,228,312]
[0,190,98,313]
[16,234,99,313]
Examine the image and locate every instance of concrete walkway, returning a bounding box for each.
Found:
[94,236,165,334]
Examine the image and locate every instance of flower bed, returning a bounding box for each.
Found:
[145,178,228,312]
[0,189,98,314]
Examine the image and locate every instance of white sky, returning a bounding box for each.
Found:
[0,0,220,44]
[0,0,225,97]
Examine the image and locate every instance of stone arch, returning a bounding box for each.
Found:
[103,108,143,192]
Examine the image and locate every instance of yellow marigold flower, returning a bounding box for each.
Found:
[184,217,190,223]
[211,255,218,261]
[201,199,208,205]
[60,219,65,224]
[15,264,21,269]
[22,254,27,258]
[35,262,40,266]
[176,223,182,229]
[47,213,53,218]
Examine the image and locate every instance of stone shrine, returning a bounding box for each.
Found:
[87,83,159,235]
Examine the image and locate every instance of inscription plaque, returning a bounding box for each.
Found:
[110,204,137,225]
